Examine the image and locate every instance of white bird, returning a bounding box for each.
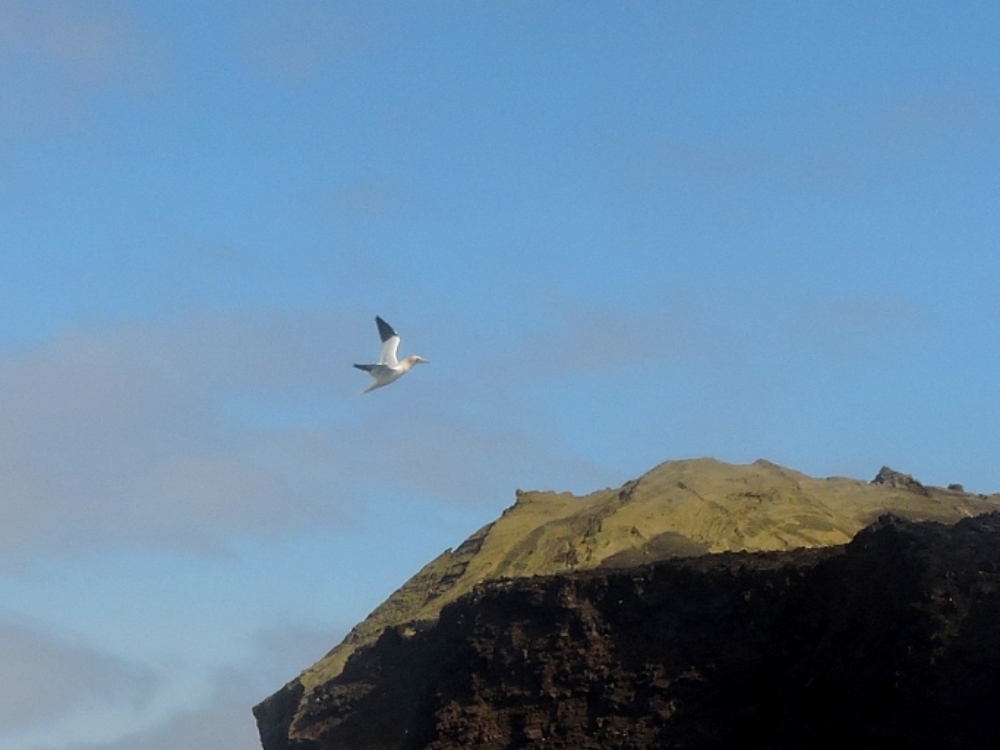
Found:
[354,316,429,394]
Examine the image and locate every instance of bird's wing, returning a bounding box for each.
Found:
[357,363,392,377]
[375,316,400,366]
[379,336,400,367]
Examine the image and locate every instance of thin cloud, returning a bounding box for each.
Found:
[599,85,1000,197]
[0,0,167,142]
[0,313,352,561]
[777,295,931,365]
[514,301,726,377]
[0,308,618,562]
[56,625,338,750]
[343,386,605,501]
[237,2,365,82]
[0,614,156,733]
[67,698,260,750]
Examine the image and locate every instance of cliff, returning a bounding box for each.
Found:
[254,458,1000,749]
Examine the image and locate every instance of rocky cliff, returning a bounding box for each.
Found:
[254,458,1000,749]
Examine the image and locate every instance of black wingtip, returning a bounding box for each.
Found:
[375,316,397,342]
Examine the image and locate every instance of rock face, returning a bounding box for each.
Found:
[258,513,1000,749]
[254,459,1000,749]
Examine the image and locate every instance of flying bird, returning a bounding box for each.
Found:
[354,316,429,394]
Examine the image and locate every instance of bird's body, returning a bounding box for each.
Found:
[354,316,428,394]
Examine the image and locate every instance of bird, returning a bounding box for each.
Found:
[354,316,429,394]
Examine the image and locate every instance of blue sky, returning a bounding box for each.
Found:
[1,1,999,747]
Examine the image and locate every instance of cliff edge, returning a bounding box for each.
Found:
[254,458,1000,749]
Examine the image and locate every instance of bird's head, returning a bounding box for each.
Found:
[410,355,429,365]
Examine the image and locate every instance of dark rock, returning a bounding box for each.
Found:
[260,512,1000,749]
[871,466,930,495]
[253,680,304,750]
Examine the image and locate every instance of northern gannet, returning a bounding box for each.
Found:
[354,316,429,394]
